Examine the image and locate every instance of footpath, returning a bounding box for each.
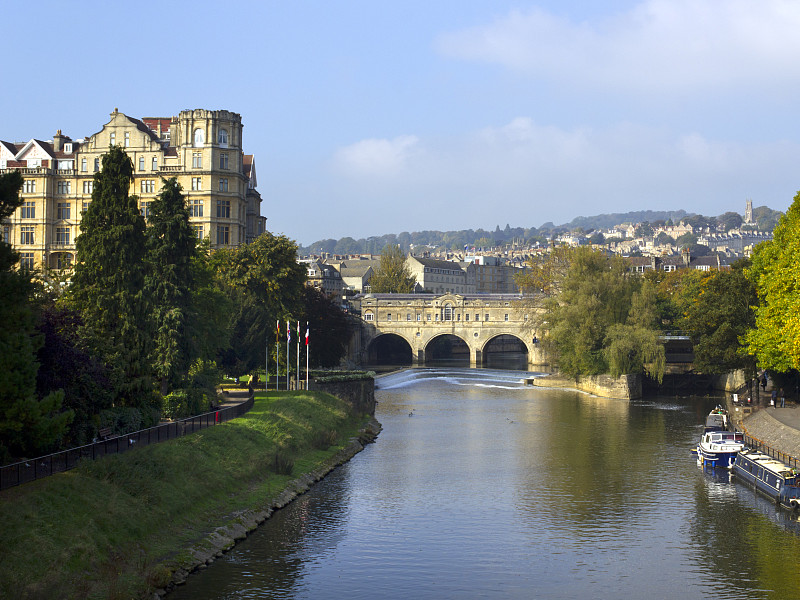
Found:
[739,403,800,460]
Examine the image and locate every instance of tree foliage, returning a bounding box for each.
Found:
[67,146,151,404]
[745,192,800,372]
[0,171,73,461]
[541,247,665,381]
[300,286,353,368]
[369,245,415,293]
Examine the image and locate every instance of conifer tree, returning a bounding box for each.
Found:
[68,146,151,404]
[145,177,196,395]
[0,171,72,460]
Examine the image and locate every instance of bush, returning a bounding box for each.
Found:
[162,389,211,420]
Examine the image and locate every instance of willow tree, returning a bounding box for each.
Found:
[145,178,196,395]
[67,146,151,404]
[369,244,415,293]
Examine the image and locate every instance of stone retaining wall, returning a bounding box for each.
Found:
[309,377,376,415]
[742,410,800,460]
[532,373,642,400]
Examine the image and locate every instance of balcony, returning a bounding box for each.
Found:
[160,165,184,172]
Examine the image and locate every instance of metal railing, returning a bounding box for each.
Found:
[740,429,800,469]
[0,394,254,492]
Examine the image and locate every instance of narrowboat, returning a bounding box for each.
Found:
[732,449,800,509]
[696,430,744,469]
[703,407,729,433]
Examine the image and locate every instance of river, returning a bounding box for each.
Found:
[169,368,800,599]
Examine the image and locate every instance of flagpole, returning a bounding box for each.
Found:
[305,321,309,390]
[296,321,300,390]
[275,320,280,391]
[286,320,291,391]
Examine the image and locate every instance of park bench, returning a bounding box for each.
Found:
[97,427,113,441]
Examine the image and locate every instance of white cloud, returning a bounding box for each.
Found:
[436,1,800,94]
[331,135,419,178]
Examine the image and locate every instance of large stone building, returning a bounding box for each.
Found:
[1,108,266,270]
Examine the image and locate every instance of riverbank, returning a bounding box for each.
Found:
[0,390,380,600]
[532,372,641,399]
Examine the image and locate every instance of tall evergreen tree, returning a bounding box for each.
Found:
[145,178,196,395]
[0,171,72,461]
[67,146,151,405]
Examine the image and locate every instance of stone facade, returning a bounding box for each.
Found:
[1,108,266,270]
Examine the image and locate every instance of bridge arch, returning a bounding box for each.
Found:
[366,333,414,367]
[424,333,470,366]
[481,334,530,370]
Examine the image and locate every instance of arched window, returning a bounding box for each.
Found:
[218,128,228,146]
[443,304,453,321]
[193,128,205,147]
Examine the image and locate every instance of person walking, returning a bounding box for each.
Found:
[771,389,777,408]
[761,372,768,391]
[780,388,786,408]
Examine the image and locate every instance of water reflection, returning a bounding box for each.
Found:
[170,369,800,600]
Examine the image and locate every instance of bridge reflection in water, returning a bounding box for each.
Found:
[352,293,546,370]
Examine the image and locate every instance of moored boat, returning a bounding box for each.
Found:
[703,407,728,432]
[696,430,745,469]
[732,449,800,509]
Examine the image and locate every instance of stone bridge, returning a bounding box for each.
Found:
[349,293,547,369]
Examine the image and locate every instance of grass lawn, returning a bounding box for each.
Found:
[0,390,371,600]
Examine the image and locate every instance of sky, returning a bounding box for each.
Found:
[4,0,800,245]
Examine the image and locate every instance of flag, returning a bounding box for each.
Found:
[276,320,280,342]
[305,322,309,346]
[286,320,291,342]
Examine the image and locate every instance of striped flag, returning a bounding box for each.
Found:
[305,323,309,346]
[286,320,291,342]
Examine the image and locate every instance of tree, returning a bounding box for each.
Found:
[300,286,353,368]
[213,231,307,377]
[145,178,196,395]
[0,171,73,461]
[541,247,664,381]
[654,232,675,246]
[676,232,698,248]
[369,245,415,293]
[66,146,151,405]
[745,192,800,371]
[680,261,756,374]
[717,211,743,232]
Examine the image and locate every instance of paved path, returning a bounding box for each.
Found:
[742,403,800,460]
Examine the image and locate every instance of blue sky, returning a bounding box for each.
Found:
[4,0,800,244]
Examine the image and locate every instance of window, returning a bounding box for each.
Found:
[364,312,374,322]
[152,157,158,171]
[124,132,130,147]
[20,252,34,270]
[407,313,412,321]
[443,304,453,321]
[110,132,116,146]
[192,224,204,239]
[216,225,229,245]
[57,181,71,195]
[189,198,203,217]
[21,201,35,219]
[141,201,151,219]
[81,158,87,172]
[217,199,230,218]
[193,128,204,147]
[191,177,202,191]
[220,153,228,169]
[56,253,72,269]
[387,313,392,321]
[82,201,91,214]
[94,158,100,172]
[57,202,70,220]
[435,314,440,321]
[427,314,431,321]
[2,225,9,244]
[219,178,228,192]
[504,314,509,321]
[192,152,202,168]
[139,156,145,171]
[55,227,70,245]
[20,226,34,244]
[83,181,93,194]
[218,128,228,146]
[141,180,155,193]
[416,314,421,321]
[465,314,470,321]
[485,314,490,321]
[23,180,35,193]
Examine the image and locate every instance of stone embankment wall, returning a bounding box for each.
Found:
[309,377,376,415]
[532,373,642,400]
[742,410,800,460]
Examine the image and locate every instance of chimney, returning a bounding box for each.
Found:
[52,129,64,152]
[682,249,691,268]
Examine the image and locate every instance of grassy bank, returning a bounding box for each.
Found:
[0,390,373,599]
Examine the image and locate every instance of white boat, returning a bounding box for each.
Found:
[696,430,745,469]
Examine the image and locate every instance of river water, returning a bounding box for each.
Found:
[169,368,800,599]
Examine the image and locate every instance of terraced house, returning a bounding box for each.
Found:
[0,108,266,270]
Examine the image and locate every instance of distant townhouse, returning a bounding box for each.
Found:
[1,108,266,271]
[303,258,344,297]
[406,255,476,294]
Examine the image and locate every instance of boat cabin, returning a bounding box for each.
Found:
[733,449,800,508]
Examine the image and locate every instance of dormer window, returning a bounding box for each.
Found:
[218,129,228,146]
[64,143,72,153]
